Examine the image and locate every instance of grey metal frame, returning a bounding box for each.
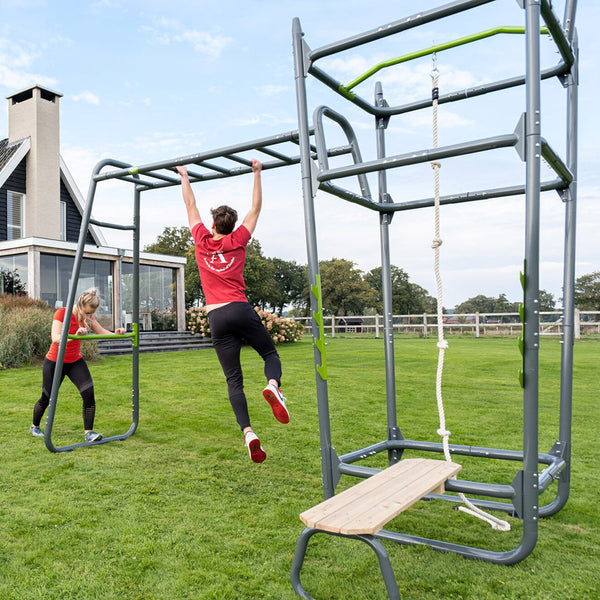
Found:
[43,132,353,452]
[40,1,579,591]
[290,0,579,594]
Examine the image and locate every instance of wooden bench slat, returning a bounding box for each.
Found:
[309,460,446,532]
[300,458,438,524]
[300,458,462,535]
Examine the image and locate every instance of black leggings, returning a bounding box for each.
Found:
[33,358,96,430]
[208,302,282,431]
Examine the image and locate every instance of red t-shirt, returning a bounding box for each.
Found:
[46,308,86,363]
[192,222,251,305]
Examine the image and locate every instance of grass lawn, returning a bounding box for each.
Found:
[0,335,598,599]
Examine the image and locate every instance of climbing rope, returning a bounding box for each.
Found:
[430,56,510,531]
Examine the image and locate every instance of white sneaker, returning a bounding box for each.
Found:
[262,384,290,424]
[244,431,266,463]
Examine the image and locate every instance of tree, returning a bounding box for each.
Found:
[409,282,438,314]
[0,268,26,295]
[318,258,377,316]
[144,226,192,256]
[364,266,436,314]
[243,239,276,308]
[267,257,306,316]
[455,295,500,314]
[538,289,556,311]
[574,271,600,310]
[144,226,203,307]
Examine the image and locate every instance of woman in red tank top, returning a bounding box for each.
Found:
[30,288,125,443]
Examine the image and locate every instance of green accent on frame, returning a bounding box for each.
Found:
[311,273,328,381]
[344,26,549,92]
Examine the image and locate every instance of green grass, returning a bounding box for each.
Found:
[0,336,598,599]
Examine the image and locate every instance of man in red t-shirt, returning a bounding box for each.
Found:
[176,159,289,463]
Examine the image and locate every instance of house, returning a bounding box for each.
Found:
[0,85,185,331]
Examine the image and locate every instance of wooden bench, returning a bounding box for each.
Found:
[300,458,462,535]
[292,458,462,600]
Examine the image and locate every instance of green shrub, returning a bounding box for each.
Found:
[151,308,177,331]
[0,305,53,368]
[80,340,98,362]
[0,293,51,311]
[0,294,98,368]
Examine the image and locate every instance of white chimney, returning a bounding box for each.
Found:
[7,85,63,239]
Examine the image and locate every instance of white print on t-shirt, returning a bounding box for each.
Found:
[204,251,235,273]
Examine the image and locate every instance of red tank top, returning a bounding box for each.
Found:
[46,308,84,363]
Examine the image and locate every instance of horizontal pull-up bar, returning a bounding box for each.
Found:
[320,178,566,214]
[306,0,494,62]
[317,133,519,182]
[69,330,138,347]
[342,26,548,94]
[93,128,307,184]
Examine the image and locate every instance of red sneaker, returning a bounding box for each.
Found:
[263,384,290,424]
[244,431,266,463]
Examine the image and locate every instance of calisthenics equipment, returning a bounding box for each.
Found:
[290,0,579,597]
[44,132,353,452]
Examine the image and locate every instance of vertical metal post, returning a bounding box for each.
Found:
[521,0,542,551]
[130,186,141,434]
[546,29,578,516]
[44,175,99,452]
[563,0,578,43]
[43,158,140,452]
[293,18,336,499]
[374,82,402,463]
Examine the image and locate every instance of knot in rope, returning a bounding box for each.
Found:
[436,340,449,350]
[430,160,441,170]
[437,428,451,438]
[431,237,443,249]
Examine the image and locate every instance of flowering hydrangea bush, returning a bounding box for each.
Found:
[185,306,211,337]
[185,306,303,344]
[253,307,304,343]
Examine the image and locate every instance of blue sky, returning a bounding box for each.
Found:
[1,0,597,307]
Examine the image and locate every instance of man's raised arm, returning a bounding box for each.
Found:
[176,166,202,230]
[241,159,262,235]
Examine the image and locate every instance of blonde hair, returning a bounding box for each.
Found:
[75,288,101,326]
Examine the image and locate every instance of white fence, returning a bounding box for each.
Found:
[293,310,600,339]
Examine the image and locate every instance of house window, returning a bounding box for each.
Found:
[0,253,28,295]
[39,253,113,328]
[121,262,178,330]
[60,201,67,240]
[7,191,24,240]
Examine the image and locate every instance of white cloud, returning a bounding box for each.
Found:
[0,64,57,91]
[173,30,232,57]
[0,39,57,91]
[256,84,289,97]
[141,18,232,58]
[71,91,100,105]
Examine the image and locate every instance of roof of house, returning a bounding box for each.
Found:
[0,137,29,185]
[0,136,105,246]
